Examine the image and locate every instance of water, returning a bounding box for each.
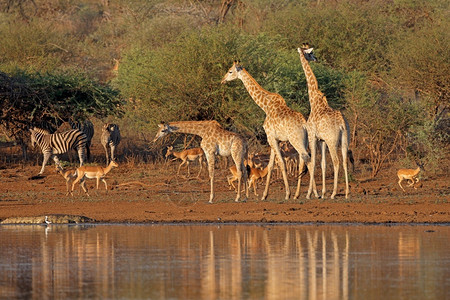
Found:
[0,224,448,299]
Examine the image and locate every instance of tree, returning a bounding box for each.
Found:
[0,70,123,158]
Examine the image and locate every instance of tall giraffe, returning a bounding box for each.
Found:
[297,44,353,199]
[222,61,317,201]
[153,120,248,203]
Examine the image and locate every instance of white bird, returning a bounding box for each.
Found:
[44,216,52,225]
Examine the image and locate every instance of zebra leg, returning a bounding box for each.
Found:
[103,144,110,165]
[77,146,86,166]
[110,144,116,162]
[86,144,91,162]
[39,152,52,174]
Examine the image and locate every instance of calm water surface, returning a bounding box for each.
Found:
[0,224,449,299]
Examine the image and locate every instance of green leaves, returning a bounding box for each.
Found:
[0,70,123,142]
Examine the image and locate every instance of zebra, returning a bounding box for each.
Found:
[29,127,87,175]
[101,123,121,164]
[69,120,94,161]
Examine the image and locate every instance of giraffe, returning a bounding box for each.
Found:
[297,44,353,199]
[153,120,248,203]
[221,61,318,201]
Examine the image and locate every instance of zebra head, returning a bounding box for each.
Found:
[102,123,119,134]
[29,128,37,148]
[29,127,49,148]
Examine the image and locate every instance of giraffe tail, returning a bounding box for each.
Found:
[348,150,355,172]
[299,163,308,177]
[341,119,354,172]
[300,153,311,163]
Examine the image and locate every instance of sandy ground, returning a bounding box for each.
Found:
[0,158,449,224]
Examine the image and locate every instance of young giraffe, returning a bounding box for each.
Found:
[297,44,353,199]
[222,61,317,201]
[153,120,248,203]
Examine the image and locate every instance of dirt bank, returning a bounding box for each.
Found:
[0,163,449,224]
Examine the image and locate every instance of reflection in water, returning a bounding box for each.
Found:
[0,224,448,299]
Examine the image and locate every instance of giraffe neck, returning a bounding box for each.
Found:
[298,51,329,111]
[169,121,220,138]
[239,69,279,113]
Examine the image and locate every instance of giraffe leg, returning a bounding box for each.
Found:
[306,136,317,199]
[262,148,276,201]
[205,152,215,203]
[341,141,350,199]
[320,141,327,199]
[269,139,290,200]
[294,157,305,199]
[231,142,247,202]
[290,133,316,199]
[328,144,340,199]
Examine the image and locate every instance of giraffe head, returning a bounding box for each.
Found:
[153,122,178,142]
[298,43,317,62]
[221,60,243,84]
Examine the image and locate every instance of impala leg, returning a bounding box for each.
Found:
[398,178,406,192]
[102,178,108,192]
[177,160,187,176]
[80,178,89,195]
[196,156,202,178]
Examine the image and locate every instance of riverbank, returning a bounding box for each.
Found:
[1,163,449,224]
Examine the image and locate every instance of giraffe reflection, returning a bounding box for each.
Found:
[199,226,350,300]
[2,225,445,299]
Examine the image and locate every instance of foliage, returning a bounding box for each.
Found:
[0,70,123,146]
[0,0,448,175]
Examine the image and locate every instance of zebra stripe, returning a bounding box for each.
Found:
[101,123,121,164]
[30,127,87,174]
[69,120,94,160]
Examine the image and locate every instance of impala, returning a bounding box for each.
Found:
[56,166,77,195]
[247,165,269,196]
[166,146,204,178]
[71,160,119,196]
[397,164,423,192]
